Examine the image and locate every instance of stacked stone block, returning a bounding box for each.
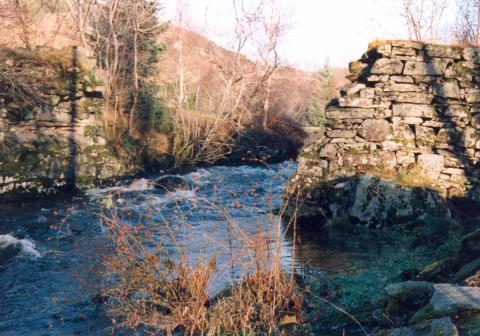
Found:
[298,40,480,198]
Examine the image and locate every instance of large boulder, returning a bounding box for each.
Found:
[296,174,450,228]
[385,281,435,308]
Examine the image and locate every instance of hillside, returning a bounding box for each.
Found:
[158,26,348,123]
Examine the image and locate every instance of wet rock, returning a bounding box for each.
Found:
[453,258,480,283]
[461,229,480,257]
[417,259,456,282]
[385,281,434,307]
[154,175,189,191]
[0,239,21,264]
[426,317,459,336]
[429,284,480,316]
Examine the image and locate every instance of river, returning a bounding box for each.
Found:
[0,161,435,335]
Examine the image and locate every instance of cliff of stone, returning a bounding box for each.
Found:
[291,40,480,226]
[0,47,136,201]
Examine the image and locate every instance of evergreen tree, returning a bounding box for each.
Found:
[307,63,336,127]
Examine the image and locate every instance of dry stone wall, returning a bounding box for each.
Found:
[296,40,480,200]
[0,49,135,201]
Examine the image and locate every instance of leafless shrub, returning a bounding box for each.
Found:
[99,187,303,335]
[401,0,448,41]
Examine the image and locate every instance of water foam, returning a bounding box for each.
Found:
[0,234,41,259]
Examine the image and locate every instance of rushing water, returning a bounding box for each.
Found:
[0,162,437,335]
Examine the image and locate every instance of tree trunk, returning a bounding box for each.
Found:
[128,19,139,136]
[262,76,272,129]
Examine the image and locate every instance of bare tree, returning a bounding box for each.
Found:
[68,0,165,135]
[401,0,447,41]
[0,0,62,48]
[454,0,480,45]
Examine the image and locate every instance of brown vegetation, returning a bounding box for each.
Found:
[99,195,303,335]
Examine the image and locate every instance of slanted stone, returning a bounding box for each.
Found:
[440,105,469,118]
[417,153,445,179]
[466,90,480,103]
[360,88,375,99]
[392,46,417,56]
[381,140,400,151]
[442,167,465,176]
[348,60,368,81]
[367,75,389,82]
[391,75,414,83]
[430,283,480,315]
[392,92,434,104]
[384,82,421,92]
[413,75,440,83]
[464,47,480,63]
[393,123,416,145]
[416,126,437,147]
[445,62,474,81]
[431,81,460,99]
[424,44,462,59]
[471,114,480,129]
[393,104,435,118]
[396,151,416,165]
[422,120,444,128]
[435,128,457,148]
[444,156,464,168]
[392,40,424,49]
[376,44,392,56]
[338,96,375,107]
[345,83,366,96]
[325,108,374,119]
[358,119,392,142]
[403,117,424,125]
[319,144,338,158]
[463,127,479,148]
[371,58,404,75]
[374,107,393,118]
[404,60,448,76]
[327,129,357,138]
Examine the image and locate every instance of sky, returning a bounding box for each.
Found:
[161,0,457,70]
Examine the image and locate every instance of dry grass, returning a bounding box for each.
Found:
[98,191,303,335]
